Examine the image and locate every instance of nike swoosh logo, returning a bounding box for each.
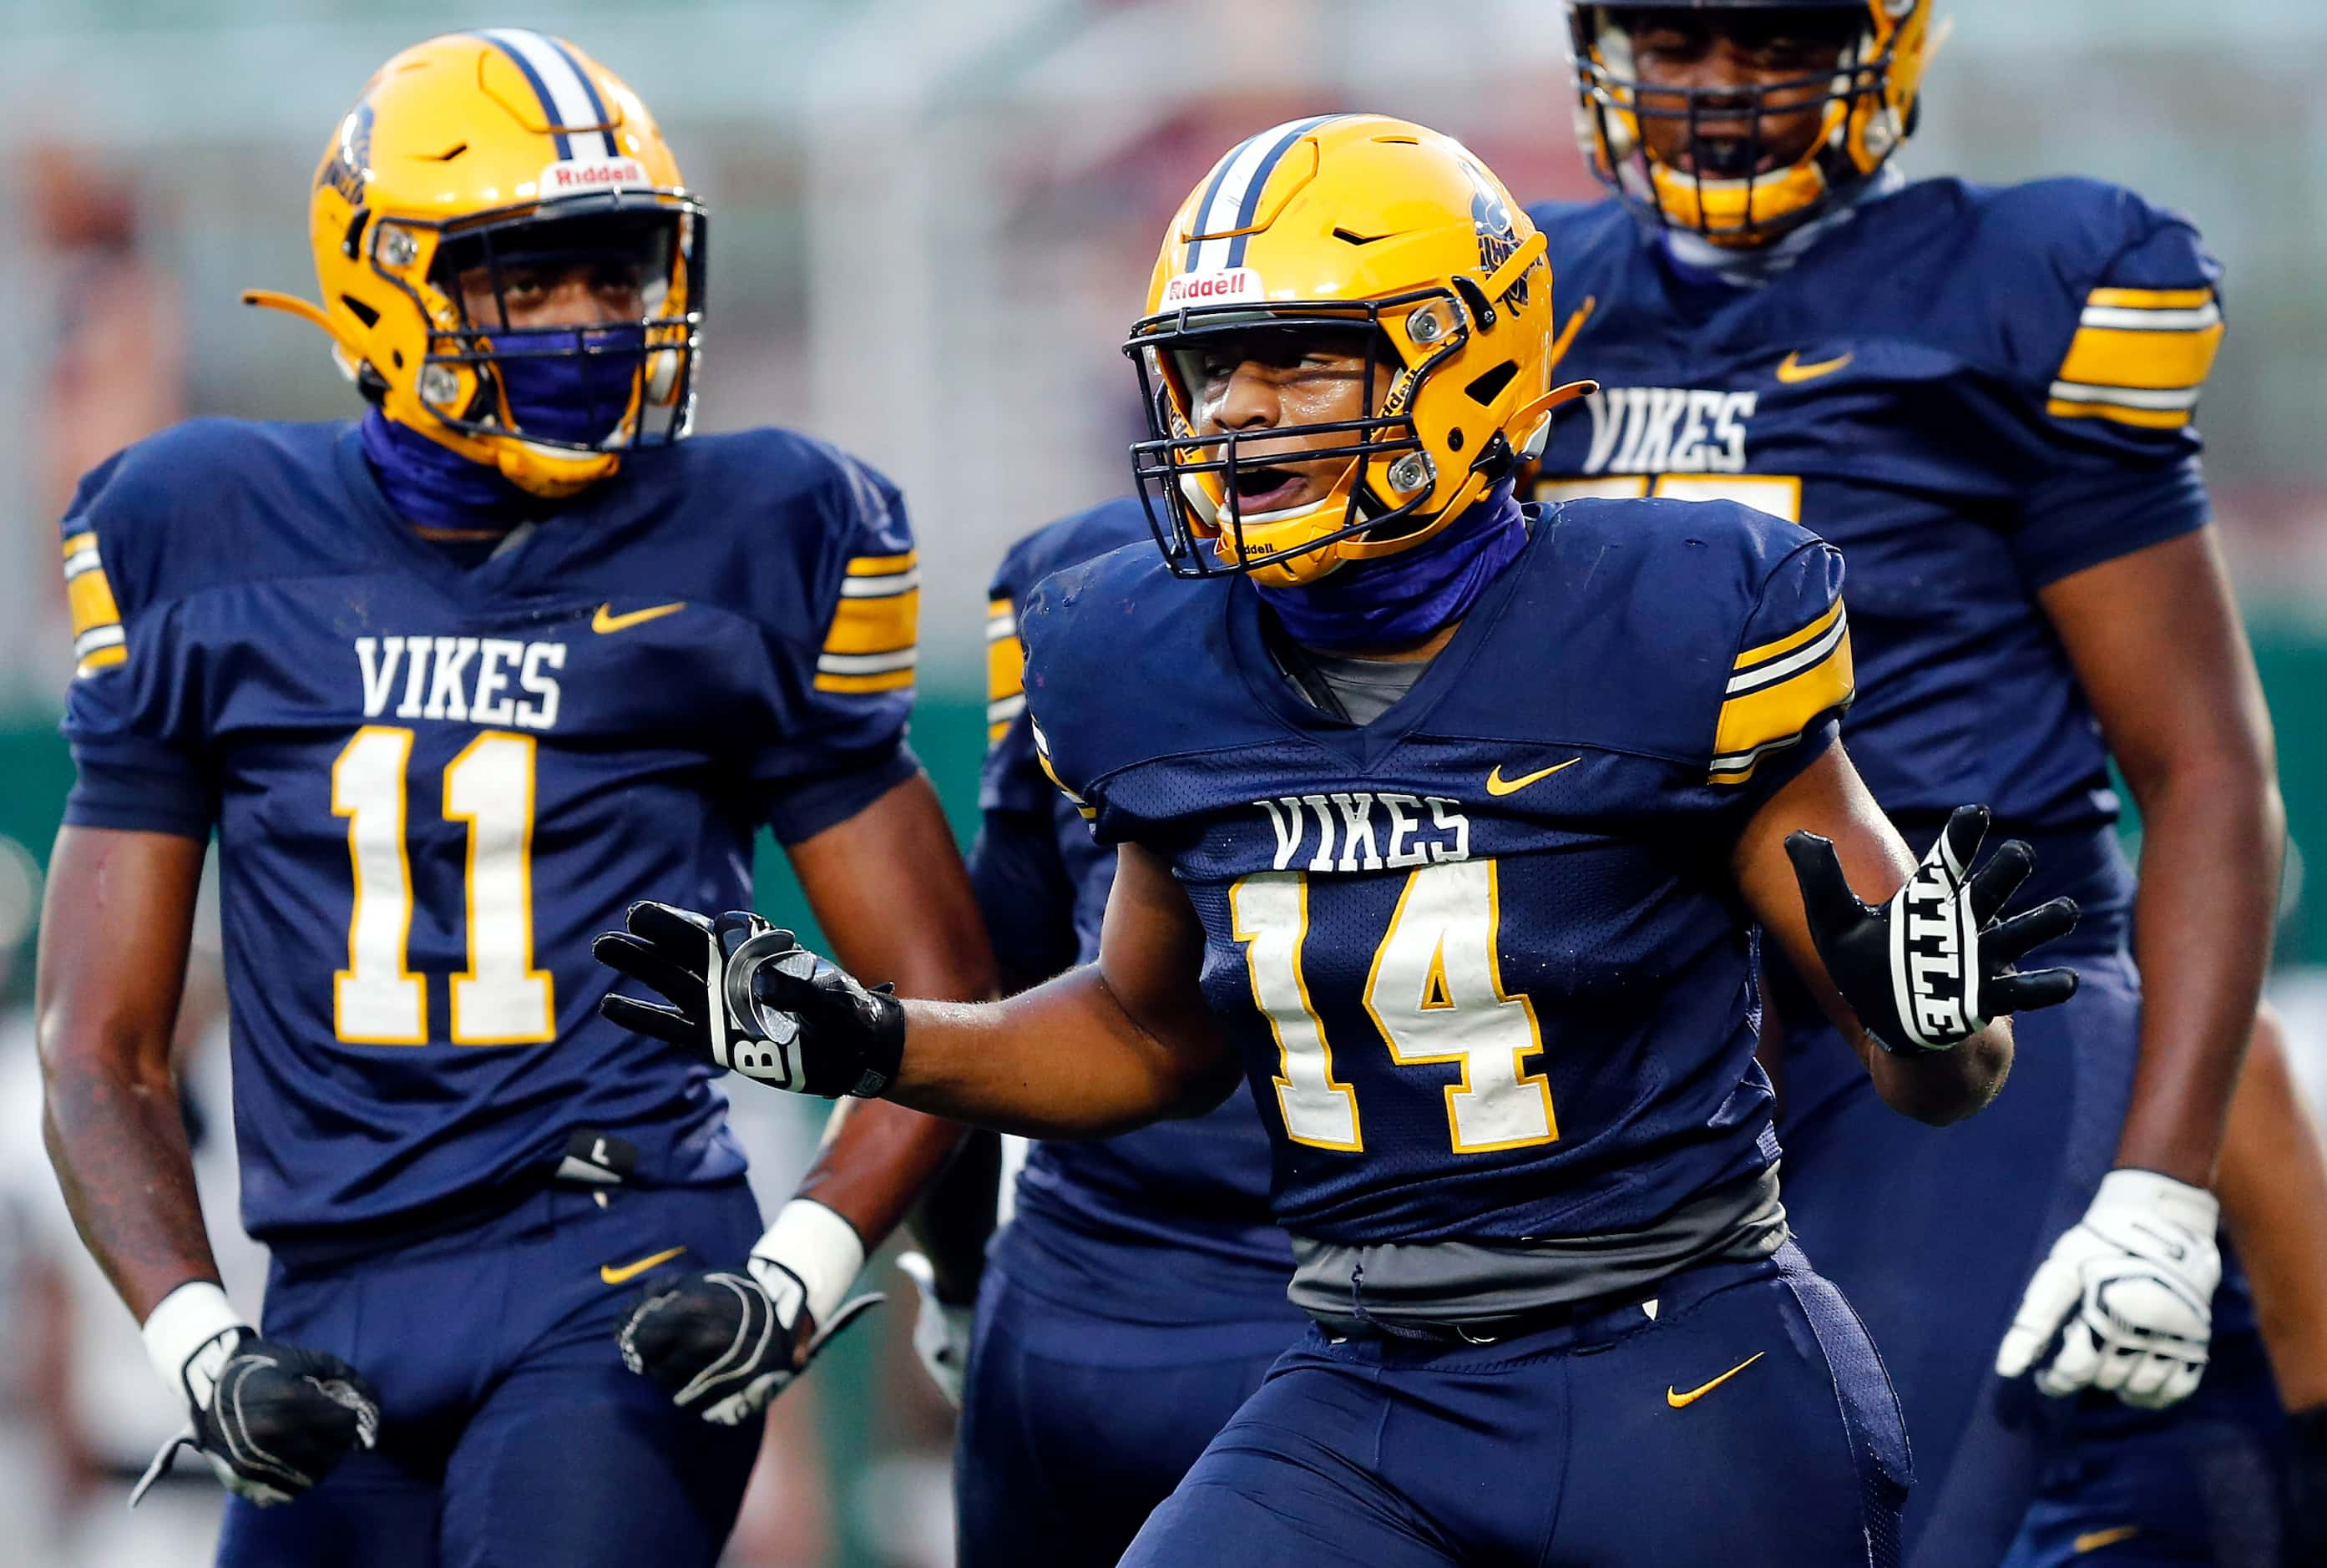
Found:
[1485,757,1582,797]
[592,601,686,635]
[1667,1351,1765,1409]
[2072,1526,2142,1554]
[1776,351,1854,384]
[599,1245,686,1286]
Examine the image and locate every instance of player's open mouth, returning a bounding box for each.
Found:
[1232,465,1308,514]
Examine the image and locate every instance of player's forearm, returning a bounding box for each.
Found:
[888,967,1234,1140]
[2117,759,2284,1186]
[790,1099,969,1257]
[38,1036,219,1323]
[2214,1005,2327,1409]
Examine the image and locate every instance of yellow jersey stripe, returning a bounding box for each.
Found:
[68,568,123,640]
[988,633,1025,705]
[2086,286,2213,311]
[76,645,129,679]
[61,531,98,561]
[1733,596,1843,672]
[844,551,918,579]
[987,596,1014,620]
[813,669,916,695]
[1711,635,1854,786]
[822,590,918,657]
[2058,322,2223,392]
[2046,398,2193,432]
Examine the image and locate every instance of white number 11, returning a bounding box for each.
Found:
[331,726,554,1045]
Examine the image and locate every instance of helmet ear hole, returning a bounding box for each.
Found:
[1464,361,1519,407]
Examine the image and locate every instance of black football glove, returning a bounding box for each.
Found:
[616,1258,883,1425]
[1786,804,2081,1055]
[134,1329,381,1507]
[594,903,905,1098]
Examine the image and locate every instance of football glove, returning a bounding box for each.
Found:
[617,1257,882,1426]
[1996,1167,2221,1409]
[594,903,905,1098]
[897,1252,977,1409]
[134,1321,380,1508]
[1786,803,2081,1055]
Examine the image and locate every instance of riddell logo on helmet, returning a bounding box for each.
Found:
[1163,268,1263,306]
[539,158,650,194]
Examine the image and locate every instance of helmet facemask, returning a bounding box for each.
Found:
[1126,291,1479,588]
[1570,3,1916,246]
[414,205,702,463]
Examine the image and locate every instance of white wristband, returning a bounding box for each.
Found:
[749,1198,866,1329]
[141,1280,247,1410]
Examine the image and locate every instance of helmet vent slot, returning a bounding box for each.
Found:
[1333,228,1391,246]
[1464,361,1518,406]
[1371,134,1420,145]
[425,143,468,162]
[340,295,380,328]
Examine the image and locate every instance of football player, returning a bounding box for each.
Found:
[598,116,2085,1563]
[927,495,1303,1565]
[1539,3,2307,1561]
[33,30,990,1567]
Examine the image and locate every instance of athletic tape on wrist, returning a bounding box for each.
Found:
[141,1280,247,1411]
[750,1198,867,1328]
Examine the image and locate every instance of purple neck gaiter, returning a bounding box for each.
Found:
[1262,483,1527,654]
[360,408,534,532]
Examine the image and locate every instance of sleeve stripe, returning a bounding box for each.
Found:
[63,544,102,580]
[1732,597,1844,683]
[2046,380,2202,412]
[2080,303,2220,333]
[813,670,916,695]
[822,591,918,657]
[74,624,127,660]
[76,645,129,679]
[2086,286,2214,311]
[988,633,1025,704]
[986,609,1019,642]
[844,551,918,579]
[2045,398,2192,432]
[61,531,98,560]
[2059,324,2223,392]
[1711,632,1854,787]
[839,568,919,599]
[68,568,124,641]
[1030,718,1096,821]
[817,649,917,677]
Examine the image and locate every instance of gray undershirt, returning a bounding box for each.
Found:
[1289,647,1432,725]
[1290,1168,1791,1333]
[1274,641,1792,1330]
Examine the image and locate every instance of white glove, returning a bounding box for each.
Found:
[1996,1168,2220,1409]
[897,1252,977,1409]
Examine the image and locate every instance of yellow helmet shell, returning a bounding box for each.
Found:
[1129,116,1576,588]
[257,30,701,498]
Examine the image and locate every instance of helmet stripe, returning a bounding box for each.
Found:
[1185,114,1339,275]
[475,29,619,160]
[1224,116,1341,269]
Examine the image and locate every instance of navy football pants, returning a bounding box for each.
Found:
[954,1260,1299,1566]
[217,1179,765,1568]
[1122,1244,1910,1566]
[1780,949,2287,1566]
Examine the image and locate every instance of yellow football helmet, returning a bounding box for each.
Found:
[1126,116,1587,589]
[1566,1,1933,245]
[245,29,704,498]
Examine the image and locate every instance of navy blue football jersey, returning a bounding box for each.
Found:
[59,419,922,1242]
[1017,498,1852,1246]
[1528,176,2220,885]
[973,498,1292,1318]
